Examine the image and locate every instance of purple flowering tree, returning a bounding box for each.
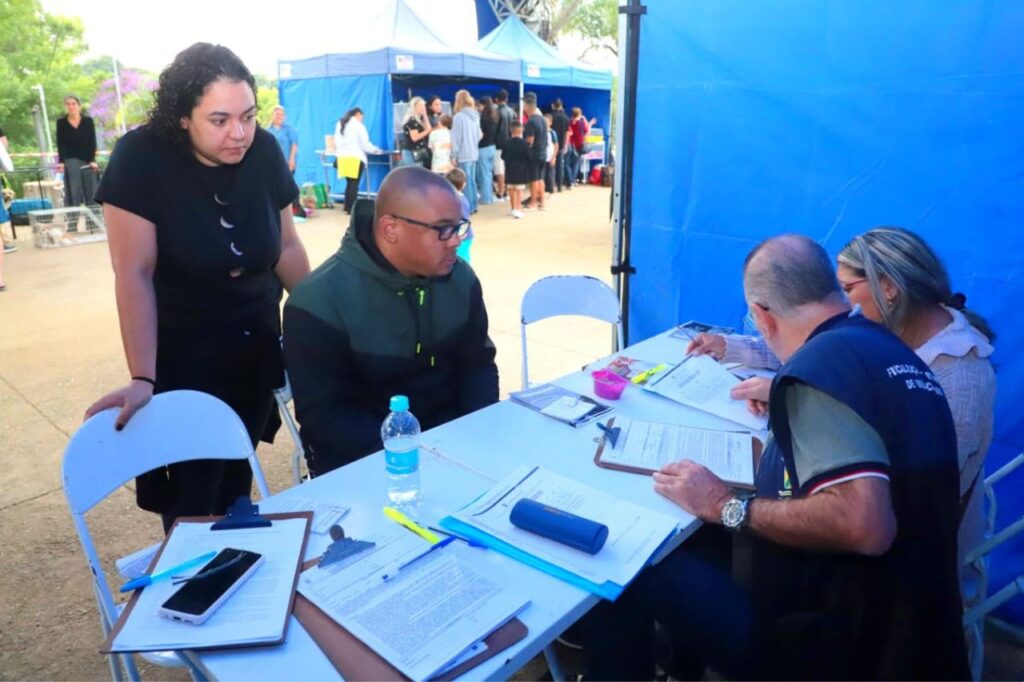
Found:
[90,69,158,145]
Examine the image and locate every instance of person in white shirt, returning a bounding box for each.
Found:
[334,107,384,214]
[429,114,453,174]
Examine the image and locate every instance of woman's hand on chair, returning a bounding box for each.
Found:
[85,381,154,431]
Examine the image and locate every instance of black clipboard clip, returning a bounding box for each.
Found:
[211,496,272,530]
[319,525,375,568]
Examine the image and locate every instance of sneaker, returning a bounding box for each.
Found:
[3,244,17,254]
[511,210,524,219]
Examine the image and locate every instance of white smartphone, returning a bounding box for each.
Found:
[158,548,263,625]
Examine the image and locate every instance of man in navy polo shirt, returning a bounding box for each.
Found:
[583,235,968,680]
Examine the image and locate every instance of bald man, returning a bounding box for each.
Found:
[282,166,498,475]
[583,235,967,680]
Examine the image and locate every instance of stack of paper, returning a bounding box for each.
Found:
[106,518,308,652]
[298,526,529,681]
[644,354,769,430]
[595,417,755,486]
[441,466,681,600]
[510,383,612,426]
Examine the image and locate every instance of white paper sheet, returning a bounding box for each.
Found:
[298,526,528,681]
[257,496,350,535]
[110,518,307,652]
[645,354,769,430]
[451,466,680,587]
[600,417,754,485]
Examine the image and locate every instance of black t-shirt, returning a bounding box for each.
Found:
[498,138,531,185]
[550,110,570,150]
[479,113,498,148]
[0,126,5,137]
[524,113,548,162]
[402,118,428,151]
[95,126,298,329]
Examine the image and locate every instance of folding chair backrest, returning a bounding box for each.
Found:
[61,390,270,681]
[520,275,624,389]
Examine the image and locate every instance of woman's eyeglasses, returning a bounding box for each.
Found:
[389,214,471,241]
[840,278,867,295]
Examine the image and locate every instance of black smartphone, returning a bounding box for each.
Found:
[158,548,263,625]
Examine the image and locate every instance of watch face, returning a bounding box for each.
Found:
[722,498,746,529]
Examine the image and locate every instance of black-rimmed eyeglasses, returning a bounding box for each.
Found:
[389,214,471,241]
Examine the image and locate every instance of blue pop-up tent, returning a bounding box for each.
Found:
[614,0,1024,626]
[477,15,613,137]
[277,0,520,195]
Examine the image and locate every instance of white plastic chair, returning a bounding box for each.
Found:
[274,370,307,486]
[962,451,1024,680]
[520,275,624,390]
[62,390,271,681]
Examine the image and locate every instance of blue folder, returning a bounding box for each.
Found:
[439,515,678,602]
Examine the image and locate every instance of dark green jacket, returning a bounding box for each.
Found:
[283,208,498,475]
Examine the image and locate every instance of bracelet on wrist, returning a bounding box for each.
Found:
[131,376,156,387]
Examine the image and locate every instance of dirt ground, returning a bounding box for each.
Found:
[0,185,618,680]
[3,184,1022,680]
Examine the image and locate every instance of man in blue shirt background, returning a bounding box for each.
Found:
[266,106,298,173]
[266,106,301,215]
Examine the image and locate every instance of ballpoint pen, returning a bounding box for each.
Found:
[383,506,441,544]
[428,525,487,548]
[380,536,455,582]
[119,550,218,592]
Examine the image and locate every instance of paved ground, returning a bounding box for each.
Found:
[3,184,1022,680]
[0,185,617,680]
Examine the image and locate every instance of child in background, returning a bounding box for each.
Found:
[445,167,475,262]
[429,114,453,173]
[498,121,530,219]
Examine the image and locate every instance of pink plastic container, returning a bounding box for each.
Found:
[592,370,629,400]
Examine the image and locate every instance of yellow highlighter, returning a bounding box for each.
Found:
[383,506,441,544]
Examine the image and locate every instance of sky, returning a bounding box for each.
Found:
[39,0,480,77]
[38,0,616,79]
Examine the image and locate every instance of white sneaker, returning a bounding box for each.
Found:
[511,210,523,219]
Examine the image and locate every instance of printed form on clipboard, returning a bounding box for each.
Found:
[594,417,760,488]
[643,353,769,431]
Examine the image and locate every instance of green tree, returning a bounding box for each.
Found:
[0,0,97,153]
[569,0,618,57]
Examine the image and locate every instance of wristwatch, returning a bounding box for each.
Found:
[721,494,754,532]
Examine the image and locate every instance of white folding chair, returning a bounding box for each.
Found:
[520,275,624,390]
[962,452,1024,680]
[62,390,271,681]
[274,370,307,486]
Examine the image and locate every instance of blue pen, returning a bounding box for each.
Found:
[381,536,456,582]
[119,550,218,593]
[428,525,487,549]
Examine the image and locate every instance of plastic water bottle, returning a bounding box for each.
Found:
[381,395,421,508]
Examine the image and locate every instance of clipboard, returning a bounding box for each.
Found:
[101,509,313,654]
[593,417,762,489]
[293,559,528,681]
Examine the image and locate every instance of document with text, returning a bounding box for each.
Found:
[445,466,680,591]
[644,354,769,430]
[595,417,755,486]
[298,526,529,681]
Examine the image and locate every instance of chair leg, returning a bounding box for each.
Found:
[544,644,566,682]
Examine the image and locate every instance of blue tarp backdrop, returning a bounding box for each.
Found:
[625,1,1024,621]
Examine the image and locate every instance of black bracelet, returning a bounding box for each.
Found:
[131,376,156,387]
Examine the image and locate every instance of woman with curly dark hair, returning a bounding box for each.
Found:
[87,43,310,530]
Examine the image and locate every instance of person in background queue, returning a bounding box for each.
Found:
[56,95,99,207]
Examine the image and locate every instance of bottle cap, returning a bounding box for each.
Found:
[389,395,409,412]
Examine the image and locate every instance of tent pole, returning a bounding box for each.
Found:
[518,80,524,119]
[611,0,646,345]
